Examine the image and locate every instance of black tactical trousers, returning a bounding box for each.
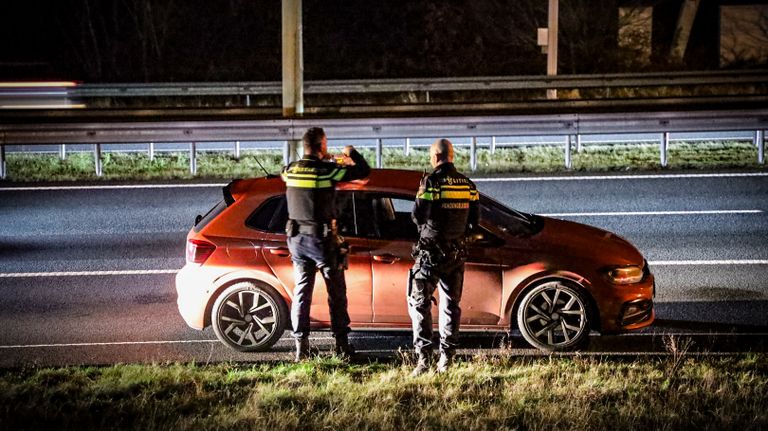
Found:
[287,233,351,340]
[408,242,466,356]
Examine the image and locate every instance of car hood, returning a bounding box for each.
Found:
[528,216,645,267]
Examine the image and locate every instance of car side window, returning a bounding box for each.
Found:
[245,192,358,236]
[354,193,419,240]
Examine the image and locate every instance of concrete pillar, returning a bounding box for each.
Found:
[670,0,700,62]
[282,0,303,117]
[547,0,559,100]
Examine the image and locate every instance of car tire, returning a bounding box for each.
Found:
[516,280,591,352]
[211,281,288,352]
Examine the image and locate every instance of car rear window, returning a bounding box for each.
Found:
[194,200,228,233]
[246,196,288,233]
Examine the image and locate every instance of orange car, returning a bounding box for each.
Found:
[176,169,654,352]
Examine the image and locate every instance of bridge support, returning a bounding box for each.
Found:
[282,0,303,117]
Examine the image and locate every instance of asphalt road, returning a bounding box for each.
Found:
[1,171,767,367]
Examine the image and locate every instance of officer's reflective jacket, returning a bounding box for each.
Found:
[412,162,479,240]
[281,150,370,224]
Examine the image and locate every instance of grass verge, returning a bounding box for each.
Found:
[1,354,766,430]
[2,141,764,182]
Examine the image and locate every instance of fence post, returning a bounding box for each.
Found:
[284,140,299,164]
[405,138,411,156]
[757,130,765,165]
[660,132,669,167]
[470,137,478,172]
[575,134,582,153]
[564,135,572,169]
[59,144,66,160]
[491,136,497,155]
[190,142,197,175]
[376,138,383,168]
[94,144,103,177]
[235,141,241,160]
[149,142,155,161]
[0,144,5,180]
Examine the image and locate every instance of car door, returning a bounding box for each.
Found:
[359,193,503,326]
[255,192,373,324]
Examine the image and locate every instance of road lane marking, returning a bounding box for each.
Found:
[0,183,226,191]
[2,259,767,278]
[541,210,763,217]
[0,269,179,278]
[474,172,768,182]
[649,260,768,265]
[1,172,767,191]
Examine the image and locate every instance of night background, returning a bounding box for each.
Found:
[2,0,762,83]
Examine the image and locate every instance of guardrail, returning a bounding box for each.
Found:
[2,70,767,110]
[1,109,765,179]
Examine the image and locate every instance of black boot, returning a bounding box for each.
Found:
[334,334,355,357]
[295,337,311,362]
[411,349,433,376]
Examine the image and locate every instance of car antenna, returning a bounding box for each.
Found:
[253,154,278,178]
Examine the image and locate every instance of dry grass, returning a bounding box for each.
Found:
[0,354,766,431]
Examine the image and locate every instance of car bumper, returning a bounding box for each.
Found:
[597,272,656,334]
[175,264,217,330]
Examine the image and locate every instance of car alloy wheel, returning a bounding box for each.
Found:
[211,281,288,352]
[516,281,590,351]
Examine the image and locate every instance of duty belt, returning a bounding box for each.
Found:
[287,219,337,237]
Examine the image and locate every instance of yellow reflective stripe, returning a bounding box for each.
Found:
[331,168,347,181]
[469,192,480,201]
[416,191,437,201]
[441,185,472,190]
[317,168,339,179]
[440,190,472,200]
[285,179,333,188]
[286,172,320,179]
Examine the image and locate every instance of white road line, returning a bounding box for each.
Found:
[2,260,767,278]
[1,172,766,191]
[649,260,768,265]
[541,210,763,217]
[0,269,179,278]
[474,172,768,182]
[0,183,225,191]
[0,336,333,349]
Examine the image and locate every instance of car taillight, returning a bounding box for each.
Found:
[187,239,216,264]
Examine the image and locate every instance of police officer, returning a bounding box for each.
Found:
[281,127,371,361]
[409,138,479,375]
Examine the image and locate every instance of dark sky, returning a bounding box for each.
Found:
[0,0,746,83]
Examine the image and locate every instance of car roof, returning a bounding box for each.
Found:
[228,168,426,200]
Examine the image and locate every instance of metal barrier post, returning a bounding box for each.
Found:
[149,142,155,161]
[235,141,241,160]
[564,135,572,169]
[404,138,411,156]
[376,138,383,168]
[60,144,66,160]
[0,144,6,180]
[284,140,299,164]
[470,137,478,172]
[491,136,497,154]
[661,132,669,167]
[94,144,103,177]
[575,134,582,153]
[190,142,197,175]
[757,130,765,164]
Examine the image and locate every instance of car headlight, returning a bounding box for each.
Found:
[606,265,644,285]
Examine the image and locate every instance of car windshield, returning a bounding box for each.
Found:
[480,195,542,236]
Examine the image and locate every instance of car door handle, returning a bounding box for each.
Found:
[266,247,290,257]
[373,254,400,264]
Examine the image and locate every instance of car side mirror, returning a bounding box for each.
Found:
[194,214,203,226]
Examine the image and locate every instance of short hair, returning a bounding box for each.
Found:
[303,127,326,153]
[432,138,454,162]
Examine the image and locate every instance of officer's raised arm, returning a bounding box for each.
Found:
[411,175,435,226]
[337,145,370,182]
